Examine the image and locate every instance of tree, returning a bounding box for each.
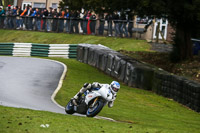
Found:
[135,0,200,61]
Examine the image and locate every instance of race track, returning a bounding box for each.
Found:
[0,57,65,114]
[0,56,115,121]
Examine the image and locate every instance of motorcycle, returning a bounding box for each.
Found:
[65,84,113,117]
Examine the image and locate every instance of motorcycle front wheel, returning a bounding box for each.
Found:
[86,98,104,117]
[65,100,75,114]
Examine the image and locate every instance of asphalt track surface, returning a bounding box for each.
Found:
[0,56,65,114]
[0,56,115,121]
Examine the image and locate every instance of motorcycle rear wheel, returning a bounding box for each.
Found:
[86,99,104,117]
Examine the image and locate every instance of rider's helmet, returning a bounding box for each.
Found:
[110,81,120,94]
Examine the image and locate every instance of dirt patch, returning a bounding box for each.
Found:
[119,50,200,83]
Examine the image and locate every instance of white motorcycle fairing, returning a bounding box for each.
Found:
[85,84,113,105]
[65,84,116,117]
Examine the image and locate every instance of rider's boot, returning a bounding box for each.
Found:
[73,83,91,105]
[72,92,82,105]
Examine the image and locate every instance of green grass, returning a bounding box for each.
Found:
[0,106,135,133]
[53,58,200,132]
[0,58,200,132]
[0,29,150,51]
[0,30,200,132]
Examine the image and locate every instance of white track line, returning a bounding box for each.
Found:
[49,59,116,122]
[49,59,66,110]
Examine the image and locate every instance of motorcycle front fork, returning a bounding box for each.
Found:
[91,97,98,107]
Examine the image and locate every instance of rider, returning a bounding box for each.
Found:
[73,81,120,108]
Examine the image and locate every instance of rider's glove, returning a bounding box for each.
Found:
[83,83,92,89]
[108,101,114,108]
[108,94,116,108]
[92,82,100,88]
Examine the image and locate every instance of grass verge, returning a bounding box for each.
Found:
[0,29,150,52]
[53,58,200,132]
[0,58,200,132]
[0,29,200,132]
[0,106,135,133]
[0,29,199,82]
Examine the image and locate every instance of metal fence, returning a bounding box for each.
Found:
[0,15,136,38]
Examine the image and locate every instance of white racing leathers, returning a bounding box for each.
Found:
[74,82,117,108]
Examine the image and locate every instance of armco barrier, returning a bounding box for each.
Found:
[0,43,77,59]
[77,44,200,113]
[0,43,14,55]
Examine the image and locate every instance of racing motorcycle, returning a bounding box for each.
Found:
[65,84,113,117]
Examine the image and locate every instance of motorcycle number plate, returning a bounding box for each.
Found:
[88,95,93,98]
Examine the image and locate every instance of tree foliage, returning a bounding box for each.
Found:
[2,0,14,7]
[137,0,200,36]
[59,0,139,13]
[137,0,200,61]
